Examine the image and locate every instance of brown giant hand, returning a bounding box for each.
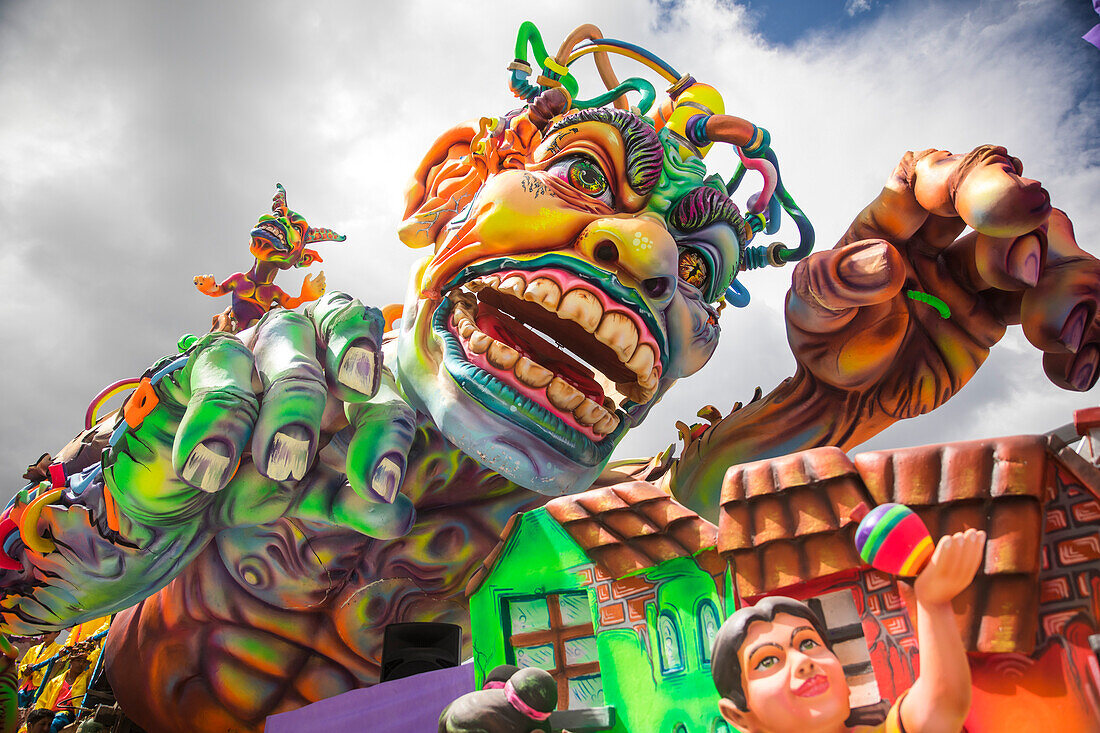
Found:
[786,146,1100,438]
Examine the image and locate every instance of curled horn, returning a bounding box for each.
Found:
[305,227,346,243]
[272,183,289,216]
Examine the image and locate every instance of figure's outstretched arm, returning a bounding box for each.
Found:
[276,271,326,309]
[194,272,245,297]
[667,147,1099,515]
[901,529,986,732]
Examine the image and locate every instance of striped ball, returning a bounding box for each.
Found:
[855,503,933,577]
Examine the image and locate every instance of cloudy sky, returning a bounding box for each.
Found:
[1,0,1098,500]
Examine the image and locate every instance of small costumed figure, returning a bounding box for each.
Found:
[194,184,345,331]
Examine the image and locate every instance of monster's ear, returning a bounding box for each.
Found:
[296,249,322,267]
[398,121,483,250]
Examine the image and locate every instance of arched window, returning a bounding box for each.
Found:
[712,719,731,733]
[657,612,684,674]
[697,600,721,664]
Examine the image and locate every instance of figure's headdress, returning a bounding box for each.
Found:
[271,183,347,246]
[505,22,815,307]
[269,183,345,267]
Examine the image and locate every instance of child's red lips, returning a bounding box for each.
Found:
[794,674,830,697]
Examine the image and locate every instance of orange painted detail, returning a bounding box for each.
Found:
[102,484,121,534]
[123,377,159,429]
[381,303,404,333]
[968,634,1100,732]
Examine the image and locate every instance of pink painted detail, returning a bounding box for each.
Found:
[504,680,551,721]
[453,322,609,443]
[0,511,21,570]
[493,268,662,373]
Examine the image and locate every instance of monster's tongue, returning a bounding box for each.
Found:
[476,304,604,405]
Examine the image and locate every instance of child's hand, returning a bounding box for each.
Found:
[914,528,986,606]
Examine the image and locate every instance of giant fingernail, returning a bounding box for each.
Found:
[371,452,405,503]
[338,345,376,395]
[838,242,890,288]
[182,440,233,493]
[1006,234,1041,287]
[267,426,311,481]
[1059,304,1090,353]
[1071,345,1099,391]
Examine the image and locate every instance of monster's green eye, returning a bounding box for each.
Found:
[566,158,609,197]
[799,638,819,652]
[678,249,710,290]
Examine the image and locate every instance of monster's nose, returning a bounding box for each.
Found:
[574,215,678,308]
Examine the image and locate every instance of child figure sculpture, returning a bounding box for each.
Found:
[712,528,986,733]
[193,184,345,330]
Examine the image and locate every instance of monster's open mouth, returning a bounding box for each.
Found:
[252,221,289,251]
[432,256,666,464]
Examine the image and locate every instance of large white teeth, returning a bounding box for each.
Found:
[487,341,520,369]
[514,357,553,388]
[617,381,657,404]
[557,289,603,333]
[625,343,655,378]
[469,331,492,354]
[547,377,585,411]
[595,311,639,363]
[573,398,604,426]
[452,271,666,428]
[499,275,526,299]
[523,277,562,310]
[593,411,620,436]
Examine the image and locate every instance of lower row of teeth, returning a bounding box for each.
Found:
[451,304,622,436]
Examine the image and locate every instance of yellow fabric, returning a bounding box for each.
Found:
[64,616,110,646]
[17,640,60,690]
[36,664,89,711]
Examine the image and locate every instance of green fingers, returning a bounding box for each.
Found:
[307,291,385,403]
[250,310,327,482]
[344,373,416,503]
[173,333,259,493]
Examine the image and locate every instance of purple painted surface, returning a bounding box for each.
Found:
[265,663,475,733]
[1085,24,1100,50]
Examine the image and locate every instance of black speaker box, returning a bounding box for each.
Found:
[380,622,462,682]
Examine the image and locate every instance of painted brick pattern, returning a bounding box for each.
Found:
[1036,464,1100,643]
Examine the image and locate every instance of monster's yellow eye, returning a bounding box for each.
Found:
[678,249,710,290]
[547,155,614,206]
[566,158,608,197]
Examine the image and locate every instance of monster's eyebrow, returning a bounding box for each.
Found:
[668,186,745,236]
[545,108,663,196]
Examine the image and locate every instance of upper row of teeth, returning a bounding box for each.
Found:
[465,274,660,391]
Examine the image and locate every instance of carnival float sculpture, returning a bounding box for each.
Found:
[2,20,1098,733]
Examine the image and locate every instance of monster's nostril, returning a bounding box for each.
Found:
[594,241,618,264]
[643,277,670,298]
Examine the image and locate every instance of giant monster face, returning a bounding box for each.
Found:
[395,106,743,494]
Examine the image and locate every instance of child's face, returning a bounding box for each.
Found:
[720,613,851,733]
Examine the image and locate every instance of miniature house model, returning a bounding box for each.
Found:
[466,482,730,733]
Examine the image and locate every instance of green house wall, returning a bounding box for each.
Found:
[469,508,731,733]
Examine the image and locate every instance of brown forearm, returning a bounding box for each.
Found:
[666,367,900,515]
